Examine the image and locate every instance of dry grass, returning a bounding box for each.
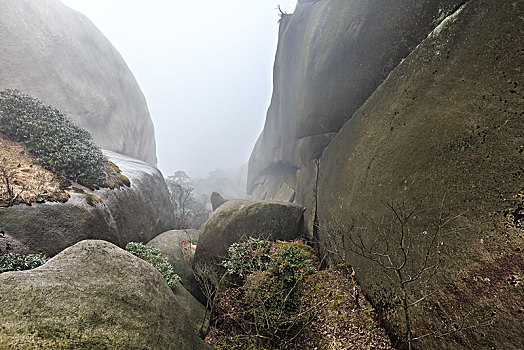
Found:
[0,135,68,206]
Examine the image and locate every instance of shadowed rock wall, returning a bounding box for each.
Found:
[248,0,523,348]
[248,0,461,229]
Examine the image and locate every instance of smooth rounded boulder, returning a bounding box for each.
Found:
[0,240,209,349]
[193,200,305,268]
[0,151,175,256]
[0,0,156,164]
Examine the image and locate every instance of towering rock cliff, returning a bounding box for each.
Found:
[249,0,523,348]
[0,0,157,164]
[249,0,460,202]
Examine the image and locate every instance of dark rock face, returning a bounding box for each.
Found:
[147,229,204,304]
[0,151,175,256]
[0,240,209,349]
[249,0,524,348]
[317,1,524,348]
[194,200,305,268]
[0,0,156,164]
[247,0,460,229]
[210,192,227,211]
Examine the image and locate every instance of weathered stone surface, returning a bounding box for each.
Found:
[210,192,227,211]
[194,200,305,267]
[0,151,175,256]
[317,0,524,348]
[0,240,209,349]
[247,0,461,222]
[0,0,156,164]
[172,284,208,334]
[147,229,204,303]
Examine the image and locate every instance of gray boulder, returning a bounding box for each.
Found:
[0,240,210,349]
[0,151,175,256]
[194,200,305,268]
[0,0,156,164]
[172,284,208,334]
[147,229,205,303]
[210,192,227,211]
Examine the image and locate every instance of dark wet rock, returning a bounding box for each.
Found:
[315,1,524,348]
[210,192,227,211]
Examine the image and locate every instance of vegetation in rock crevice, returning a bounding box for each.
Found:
[0,252,48,273]
[204,238,393,349]
[0,89,130,207]
[125,242,181,289]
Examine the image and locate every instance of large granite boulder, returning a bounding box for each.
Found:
[0,240,209,349]
[247,0,461,229]
[317,0,523,348]
[0,0,156,164]
[194,200,305,267]
[147,229,204,303]
[0,151,175,256]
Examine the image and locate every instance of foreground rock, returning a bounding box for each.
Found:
[0,151,175,256]
[248,0,523,348]
[147,230,204,303]
[0,0,156,164]
[316,0,523,348]
[194,200,305,267]
[0,240,209,349]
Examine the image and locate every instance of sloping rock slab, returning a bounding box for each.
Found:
[194,200,305,267]
[0,151,175,256]
[148,229,204,303]
[0,240,209,349]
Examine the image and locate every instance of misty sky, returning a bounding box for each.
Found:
[60,0,297,178]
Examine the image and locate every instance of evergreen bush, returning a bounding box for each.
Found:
[0,89,109,188]
[0,253,49,273]
[125,242,181,289]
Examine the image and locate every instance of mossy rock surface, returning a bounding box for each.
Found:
[317,0,524,348]
[0,240,209,349]
[194,200,305,269]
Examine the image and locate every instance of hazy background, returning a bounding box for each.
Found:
[60,0,297,178]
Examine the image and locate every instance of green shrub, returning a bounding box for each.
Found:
[0,253,49,273]
[125,242,181,289]
[0,89,109,188]
[244,244,318,335]
[218,239,318,347]
[222,237,271,278]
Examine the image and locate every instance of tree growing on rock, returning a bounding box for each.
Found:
[325,200,494,350]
